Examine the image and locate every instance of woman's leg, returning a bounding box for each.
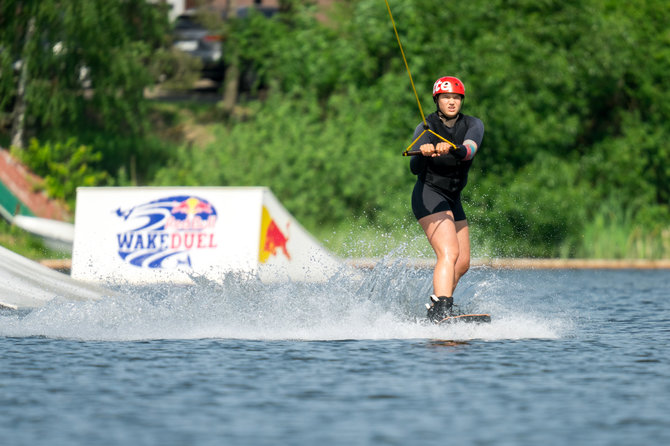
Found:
[453,219,471,294]
[418,211,460,297]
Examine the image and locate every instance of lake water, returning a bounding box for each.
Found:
[1,263,669,445]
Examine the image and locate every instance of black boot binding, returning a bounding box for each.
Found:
[426,295,454,322]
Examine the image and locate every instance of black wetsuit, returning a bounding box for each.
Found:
[410,112,484,221]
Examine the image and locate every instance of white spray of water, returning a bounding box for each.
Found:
[0,260,571,342]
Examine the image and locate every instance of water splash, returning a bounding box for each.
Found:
[0,261,570,342]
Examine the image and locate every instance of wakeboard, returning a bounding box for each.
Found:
[438,313,491,324]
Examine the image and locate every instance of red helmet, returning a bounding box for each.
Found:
[432,76,465,98]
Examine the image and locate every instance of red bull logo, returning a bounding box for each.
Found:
[167,197,216,230]
[115,195,218,269]
[258,206,290,263]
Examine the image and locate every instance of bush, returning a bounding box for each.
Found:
[11,138,108,210]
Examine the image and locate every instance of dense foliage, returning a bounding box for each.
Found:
[2,0,669,258]
[0,0,173,178]
[11,138,107,210]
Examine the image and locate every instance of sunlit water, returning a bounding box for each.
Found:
[1,262,669,445]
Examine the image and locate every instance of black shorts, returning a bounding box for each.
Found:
[411,180,466,221]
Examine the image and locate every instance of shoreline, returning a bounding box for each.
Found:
[346,257,670,270]
[38,257,670,273]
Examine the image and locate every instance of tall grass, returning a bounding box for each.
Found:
[573,201,670,259]
[314,219,432,259]
[0,219,57,259]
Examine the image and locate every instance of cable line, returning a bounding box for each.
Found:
[383,0,456,156]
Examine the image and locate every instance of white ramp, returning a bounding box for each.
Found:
[11,215,74,253]
[0,245,104,310]
[71,187,343,284]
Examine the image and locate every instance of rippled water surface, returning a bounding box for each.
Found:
[1,265,669,445]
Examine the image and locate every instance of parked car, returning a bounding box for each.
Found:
[172,12,224,81]
[172,7,279,83]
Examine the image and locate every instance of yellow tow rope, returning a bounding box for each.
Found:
[384,0,456,155]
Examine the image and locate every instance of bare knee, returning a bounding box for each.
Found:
[455,257,470,277]
[440,249,460,268]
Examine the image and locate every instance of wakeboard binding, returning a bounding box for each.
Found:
[425,295,492,324]
[426,295,454,322]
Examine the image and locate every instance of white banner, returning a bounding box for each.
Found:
[71,187,342,284]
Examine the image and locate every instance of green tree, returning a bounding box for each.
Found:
[184,0,670,257]
[3,0,668,258]
[11,138,108,211]
[0,0,171,173]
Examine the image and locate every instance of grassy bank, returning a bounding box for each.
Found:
[0,219,57,259]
